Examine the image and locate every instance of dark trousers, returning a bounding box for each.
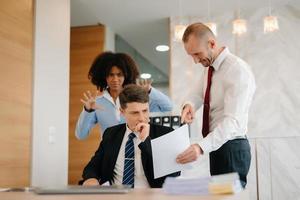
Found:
[209,138,251,188]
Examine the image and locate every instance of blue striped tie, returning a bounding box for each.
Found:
[122,132,136,188]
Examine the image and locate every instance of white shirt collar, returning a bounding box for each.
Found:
[103,90,121,107]
[212,47,229,71]
[125,124,141,143]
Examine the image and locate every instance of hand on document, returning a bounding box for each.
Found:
[151,125,192,178]
[176,144,203,164]
[178,103,204,164]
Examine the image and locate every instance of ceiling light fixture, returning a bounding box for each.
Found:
[264,0,279,33]
[155,45,169,52]
[232,19,247,35]
[174,25,187,42]
[232,0,247,35]
[205,22,217,36]
[140,73,152,79]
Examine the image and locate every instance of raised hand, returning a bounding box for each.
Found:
[136,78,153,93]
[80,90,102,111]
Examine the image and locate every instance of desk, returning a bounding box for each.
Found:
[0,188,249,200]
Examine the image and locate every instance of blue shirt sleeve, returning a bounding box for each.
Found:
[75,108,98,140]
[148,87,173,112]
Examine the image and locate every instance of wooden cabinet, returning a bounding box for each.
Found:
[0,0,33,187]
[69,25,105,184]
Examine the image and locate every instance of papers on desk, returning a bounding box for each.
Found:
[162,172,242,195]
[151,124,191,179]
[208,172,242,194]
[163,177,210,195]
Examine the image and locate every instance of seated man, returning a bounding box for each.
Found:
[82,84,180,188]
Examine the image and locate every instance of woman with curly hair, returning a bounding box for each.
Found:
[75,51,173,139]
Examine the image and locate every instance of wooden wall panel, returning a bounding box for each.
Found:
[69,25,105,184]
[0,0,33,187]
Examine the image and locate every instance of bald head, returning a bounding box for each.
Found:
[182,23,215,43]
[182,22,222,67]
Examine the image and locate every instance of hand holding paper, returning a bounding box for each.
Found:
[151,125,192,178]
[176,143,203,164]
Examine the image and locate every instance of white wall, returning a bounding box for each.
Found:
[104,26,115,52]
[31,0,70,187]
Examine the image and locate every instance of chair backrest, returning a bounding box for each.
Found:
[150,114,182,129]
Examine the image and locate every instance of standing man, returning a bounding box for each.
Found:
[176,23,256,187]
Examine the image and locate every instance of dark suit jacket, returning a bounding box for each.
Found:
[82,123,180,188]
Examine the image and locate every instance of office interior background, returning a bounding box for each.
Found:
[0,0,299,199]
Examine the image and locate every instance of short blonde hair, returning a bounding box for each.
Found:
[182,22,215,43]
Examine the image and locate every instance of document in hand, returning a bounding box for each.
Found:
[151,124,191,179]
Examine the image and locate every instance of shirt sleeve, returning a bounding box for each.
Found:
[75,107,98,140]
[198,64,256,153]
[183,73,205,111]
[148,87,173,112]
[82,129,110,181]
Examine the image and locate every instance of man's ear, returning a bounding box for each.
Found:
[208,38,216,49]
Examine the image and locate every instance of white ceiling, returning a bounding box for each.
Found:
[71,0,293,78]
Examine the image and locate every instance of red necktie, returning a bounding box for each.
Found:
[202,66,214,138]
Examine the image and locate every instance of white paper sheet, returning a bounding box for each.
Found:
[151,124,191,179]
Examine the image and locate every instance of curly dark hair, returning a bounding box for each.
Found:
[88,52,140,91]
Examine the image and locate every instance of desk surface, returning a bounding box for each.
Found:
[0,188,249,200]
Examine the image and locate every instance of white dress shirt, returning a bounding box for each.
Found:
[113,125,149,188]
[186,47,256,153]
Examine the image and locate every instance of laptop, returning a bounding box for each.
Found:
[34,185,131,195]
